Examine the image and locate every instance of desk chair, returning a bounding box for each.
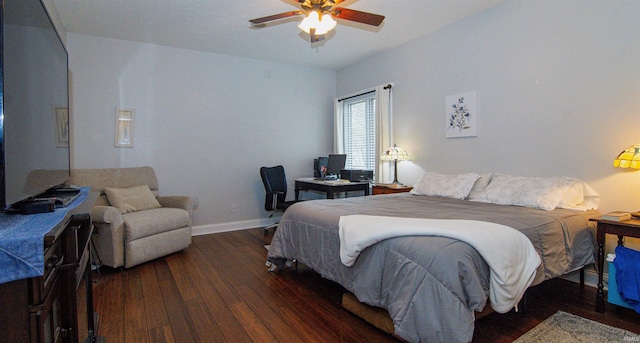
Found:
[260,165,301,234]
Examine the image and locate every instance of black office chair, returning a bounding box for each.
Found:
[260,165,301,234]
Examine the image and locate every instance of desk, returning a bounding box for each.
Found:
[295,178,370,200]
[590,217,640,313]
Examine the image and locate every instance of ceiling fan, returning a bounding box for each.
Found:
[249,0,385,43]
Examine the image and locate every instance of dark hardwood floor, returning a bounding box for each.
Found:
[92,228,640,342]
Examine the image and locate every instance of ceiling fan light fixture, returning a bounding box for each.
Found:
[298,11,336,35]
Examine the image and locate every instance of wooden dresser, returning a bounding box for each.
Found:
[372,184,413,195]
[0,190,100,343]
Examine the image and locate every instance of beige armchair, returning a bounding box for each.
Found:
[68,166,198,268]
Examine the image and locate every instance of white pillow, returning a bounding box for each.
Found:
[467,174,492,200]
[472,174,575,211]
[411,172,480,199]
[557,179,600,211]
[557,178,584,208]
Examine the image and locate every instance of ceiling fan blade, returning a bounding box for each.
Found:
[331,8,385,26]
[249,11,302,25]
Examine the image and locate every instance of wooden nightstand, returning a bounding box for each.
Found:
[589,216,640,313]
[372,184,413,195]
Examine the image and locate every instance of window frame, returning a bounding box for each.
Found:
[334,84,394,183]
[341,92,377,172]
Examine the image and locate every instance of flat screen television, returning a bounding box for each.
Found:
[0,0,71,210]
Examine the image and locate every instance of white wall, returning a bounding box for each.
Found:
[68,34,336,232]
[66,0,639,239]
[337,0,640,216]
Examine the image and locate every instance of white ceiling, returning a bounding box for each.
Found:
[52,0,507,71]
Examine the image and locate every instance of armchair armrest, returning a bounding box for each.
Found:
[91,205,124,225]
[90,205,126,268]
[157,196,199,216]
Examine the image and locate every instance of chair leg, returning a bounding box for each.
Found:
[285,258,297,271]
[91,244,102,280]
[264,222,278,235]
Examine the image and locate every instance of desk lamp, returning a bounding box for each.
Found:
[381,144,409,185]
[613,142,640,217]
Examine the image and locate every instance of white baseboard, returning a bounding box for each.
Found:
[191,218,276,236]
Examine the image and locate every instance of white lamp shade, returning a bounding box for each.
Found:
[298,12,337,35]
[381,145,409,161]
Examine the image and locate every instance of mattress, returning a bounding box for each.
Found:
[267,193,599,342]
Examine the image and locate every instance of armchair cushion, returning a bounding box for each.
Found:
[104,185,162,213]
[123,208,190,240]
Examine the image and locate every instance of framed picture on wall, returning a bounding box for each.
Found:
[115,108,135,147]
[54,107,69,147]
[446,91,477,138]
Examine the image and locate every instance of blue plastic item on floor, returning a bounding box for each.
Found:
[608,262,634,310]
[612,245,640,313]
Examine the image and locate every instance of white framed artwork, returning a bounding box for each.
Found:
[115,108,134,147]
[54,107,69,147]
[446,91,477,138]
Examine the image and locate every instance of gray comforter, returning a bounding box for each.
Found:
[267,193,599,343]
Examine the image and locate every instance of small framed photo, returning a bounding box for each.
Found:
[54,107,69,147]
[446,91,478,138]
[115,108,134,147]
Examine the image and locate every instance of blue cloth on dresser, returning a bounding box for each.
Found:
[614,245,640,313]
[0,187,90,284]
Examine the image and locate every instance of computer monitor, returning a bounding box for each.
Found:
[314,157,328,177]
[327,154,347,176]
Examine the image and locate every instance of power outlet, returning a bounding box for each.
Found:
[231,204,237,213]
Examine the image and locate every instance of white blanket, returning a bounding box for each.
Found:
[338,215,541,313]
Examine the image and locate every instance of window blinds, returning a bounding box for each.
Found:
[343,94,376,171]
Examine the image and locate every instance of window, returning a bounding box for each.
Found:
[335,84,392,183]
[342,93,376,171]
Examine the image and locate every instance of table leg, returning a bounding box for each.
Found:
[596,230,605,313]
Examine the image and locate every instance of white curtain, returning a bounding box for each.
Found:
[375,83,393,184]
[333,97,344,154]
[333,83,393,183]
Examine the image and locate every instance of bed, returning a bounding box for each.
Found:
[266,173,600,342]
